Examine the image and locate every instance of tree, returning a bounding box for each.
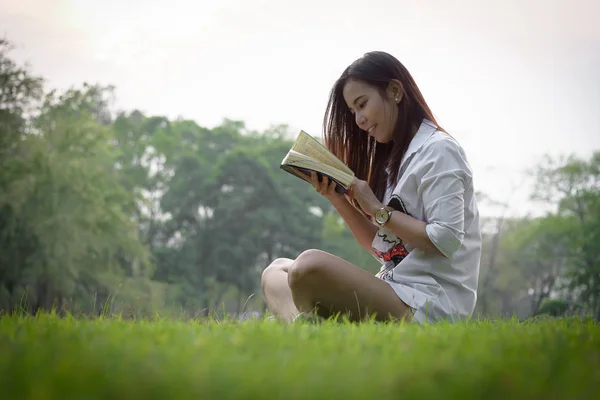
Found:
[530,152,600,316]
[0,39,155,315]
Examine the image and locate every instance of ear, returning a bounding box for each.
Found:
[386,80,404,104]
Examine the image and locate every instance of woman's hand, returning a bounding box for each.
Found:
[347,177,383,217]
[308,171,346,205]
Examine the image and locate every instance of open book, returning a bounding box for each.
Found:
[280,130,355,194]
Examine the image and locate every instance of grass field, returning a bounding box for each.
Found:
[0,313,598,399]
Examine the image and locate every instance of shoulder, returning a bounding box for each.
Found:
[421,131,466,158]
[413,131,473,179]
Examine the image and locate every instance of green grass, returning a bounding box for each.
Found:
[0,314,598,399]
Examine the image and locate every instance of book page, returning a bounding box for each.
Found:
[291,131,354,176]
[281,151,354,187]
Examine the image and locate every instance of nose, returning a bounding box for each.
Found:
[355,112,367,129]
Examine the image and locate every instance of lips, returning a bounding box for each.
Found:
[367,124,377,136]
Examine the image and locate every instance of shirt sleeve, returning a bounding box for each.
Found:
[415,137,473,258]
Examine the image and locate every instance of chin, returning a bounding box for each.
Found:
[374,136,393,144]
[371,128,393,144]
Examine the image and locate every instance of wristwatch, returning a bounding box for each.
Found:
[374,206,394,227]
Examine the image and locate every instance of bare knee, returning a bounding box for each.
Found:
[261,258,292,289]
[288,249,328,291]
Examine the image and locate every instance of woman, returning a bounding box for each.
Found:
[261,51,482,324]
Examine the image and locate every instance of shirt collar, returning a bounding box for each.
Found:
[400,118,438,167]
[384,118,438,174]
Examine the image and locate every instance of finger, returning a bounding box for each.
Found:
[310,171,319,188]
[320,175,330,192]
[346,185,354,198]
[318,174,329,193]
[293,167,308,179]
[326,178,337,194]
[313,172,327,194]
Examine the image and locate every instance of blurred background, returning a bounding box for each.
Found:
[1,0,598,320]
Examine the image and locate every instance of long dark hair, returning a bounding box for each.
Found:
[323,51,443,203]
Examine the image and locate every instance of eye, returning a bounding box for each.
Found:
[359,100,367,109]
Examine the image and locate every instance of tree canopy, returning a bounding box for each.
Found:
[1,38,598,320]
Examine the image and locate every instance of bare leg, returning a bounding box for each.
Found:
[262,250,412,323]
[261,258,300,322]
[288,249,412,322]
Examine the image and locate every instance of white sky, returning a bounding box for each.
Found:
[2,0,599,218]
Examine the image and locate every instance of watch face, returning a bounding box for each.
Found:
[375,209,389,224]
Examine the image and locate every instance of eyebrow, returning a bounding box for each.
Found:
[352,95,366,105]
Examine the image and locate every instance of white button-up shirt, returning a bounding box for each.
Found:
[372,119,482,323]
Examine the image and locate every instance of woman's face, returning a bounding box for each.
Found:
[342,79,400,143]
